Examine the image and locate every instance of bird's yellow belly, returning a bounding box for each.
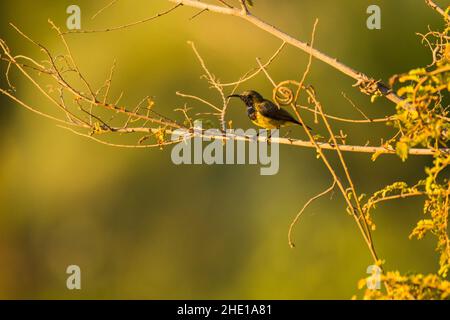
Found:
[252,112,286,129]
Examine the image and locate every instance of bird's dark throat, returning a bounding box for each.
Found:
[246,105,257,121]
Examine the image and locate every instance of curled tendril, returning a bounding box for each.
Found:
[273,80,311,107]
[273,80,299,106]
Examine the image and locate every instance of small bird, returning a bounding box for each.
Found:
[228,90,310,130]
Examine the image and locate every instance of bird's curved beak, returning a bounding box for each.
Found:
[227,94,241,99]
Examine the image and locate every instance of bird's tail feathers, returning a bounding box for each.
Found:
[291,119,312,131]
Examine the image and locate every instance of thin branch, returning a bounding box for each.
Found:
[294,18,318,103]
[0,88,82,126]
[425,0,449,18]
[63,4,182,34]
[311,88,377,262]
[288,180,336,248]
[169,0,404,105]
[367,191,426,208]
[297,105,394,124]
[60,126,182,149]
[176,91,222,112]
[257,57,382,266]
[216,0,233,8]
[189,8,208,20]
[221,41,286,87]
[239,0,249,14]
[92,0,119,20]
[341,92,371,121]
[187,41,228,130]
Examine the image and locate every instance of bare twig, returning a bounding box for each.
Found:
[176,91,222,112]
[425,0,449,18]
[187,41,228,130]
[294,18,318,103]
[92,0,119,20]
[288,180,336,248]
[64,4,182,34]
[256,55,382,265]
[221,41,286,87]
[169,0,403,105]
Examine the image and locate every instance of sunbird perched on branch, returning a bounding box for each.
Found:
[228,90,311,130]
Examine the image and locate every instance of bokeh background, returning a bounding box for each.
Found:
[0,0,445,299]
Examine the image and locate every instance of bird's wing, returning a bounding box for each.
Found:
[257,100,300,124]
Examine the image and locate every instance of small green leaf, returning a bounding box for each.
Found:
[396,141,409,162]
[371,149,384,162]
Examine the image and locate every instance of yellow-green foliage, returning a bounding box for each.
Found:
[359,272,450,300]
[360,11,450,299]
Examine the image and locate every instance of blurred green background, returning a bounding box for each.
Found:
[0,0,445,299]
